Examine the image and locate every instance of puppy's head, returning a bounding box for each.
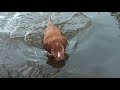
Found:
[50,37,68,61]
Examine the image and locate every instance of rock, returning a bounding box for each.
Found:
[22,67,33,76]
[0,12,92,78]
[0,64,9,78]
[110,12,120,23]
[4,12,92,46]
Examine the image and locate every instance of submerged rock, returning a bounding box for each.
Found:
[110,12,120,23]
[0,61,62,78]
[0,12,92,78]
[4,12,92,47]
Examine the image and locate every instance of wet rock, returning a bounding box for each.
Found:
[0,12,15,29]
[3,61,61,78]
[4,12,92,47]
[0,60,63,78]
[24,32,43,48]
[110,12,118,16]
[110,12,120,23]
[11,71,19,78]
[17,64,29,72]
[0,64,9,78]
[0,12,92,78]
[22,67,33,76]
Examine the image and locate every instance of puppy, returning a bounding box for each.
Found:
[43,18,68,61]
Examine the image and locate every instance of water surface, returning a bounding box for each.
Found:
[0,12,120,78]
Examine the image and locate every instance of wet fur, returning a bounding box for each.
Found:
[43,19,68,60]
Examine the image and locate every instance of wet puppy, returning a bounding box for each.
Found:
[43,18,68,61]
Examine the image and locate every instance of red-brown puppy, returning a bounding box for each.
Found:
[43,19,68,61]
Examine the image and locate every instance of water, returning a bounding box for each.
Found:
[57,12,120,78]
[0,12,119,78]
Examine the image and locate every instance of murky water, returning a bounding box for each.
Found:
[0,12,120,78]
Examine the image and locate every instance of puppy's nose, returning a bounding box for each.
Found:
[54,52,65,61]
[58,52,61,58]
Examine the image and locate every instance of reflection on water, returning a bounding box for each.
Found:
[46,53,69,68]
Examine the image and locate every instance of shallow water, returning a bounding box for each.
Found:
[0,12,120,78]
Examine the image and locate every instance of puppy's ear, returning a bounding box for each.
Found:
[43,42,51,52]
[61,37,68,48]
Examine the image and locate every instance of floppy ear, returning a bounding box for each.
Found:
[61,37,68,48]
[43,42,51,52]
